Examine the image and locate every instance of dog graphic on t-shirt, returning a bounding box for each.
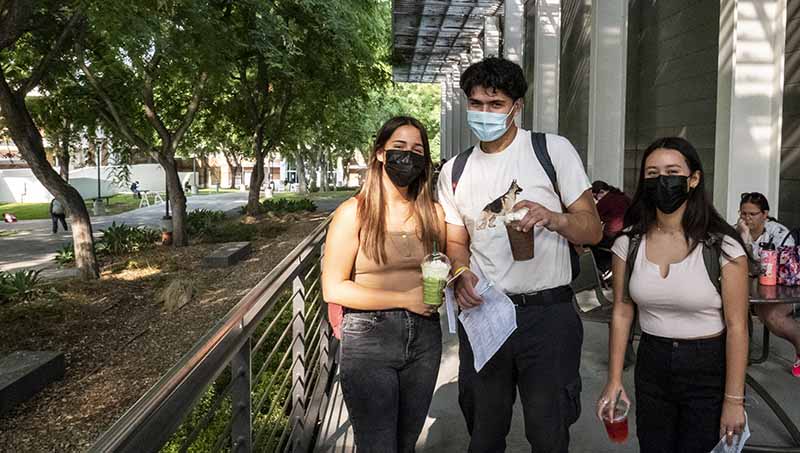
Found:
[476,180,522,230]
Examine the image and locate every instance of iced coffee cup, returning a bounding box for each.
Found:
[421,246,451,306]
[504,208,534,261]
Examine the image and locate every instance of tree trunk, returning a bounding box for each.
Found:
[246,125,266,215]
[321,149,330,192]
[58,132,70,181]
[296,151,308,194]
[0,73,99,279]
[159,154,188,247]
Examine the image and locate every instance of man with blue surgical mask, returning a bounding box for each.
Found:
[437,57,602,453]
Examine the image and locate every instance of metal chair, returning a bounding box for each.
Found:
[571,249,614,323]
[571,249,637,368]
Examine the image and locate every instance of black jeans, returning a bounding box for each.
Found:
[458,289,583,453]
[339,309,442,453]
[51,214,67,233]
[635,332,726,453]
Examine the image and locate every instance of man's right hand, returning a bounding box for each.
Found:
[455,269,483,309]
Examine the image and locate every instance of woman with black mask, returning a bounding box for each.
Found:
[596,137,749,452]
[322,116,446,453]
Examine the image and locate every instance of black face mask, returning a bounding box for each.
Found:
[643,175,690,214]
[384,150,425,187]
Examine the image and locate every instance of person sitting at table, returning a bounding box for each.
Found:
[736,192,794,257]
[736,191,800,378]
[591,180,631,275]
[597,137,749,452]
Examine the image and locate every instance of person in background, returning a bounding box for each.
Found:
[736,191,800,377]
[737,192,794,257]
[591,180,631,274]
[597,137,749,452]
[130,181,141,199]
[321,116,446,453]
[49,197,68,234]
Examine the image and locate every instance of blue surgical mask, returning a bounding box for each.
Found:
[467,105,516,142]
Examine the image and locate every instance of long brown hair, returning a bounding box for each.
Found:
[357,116,439,264]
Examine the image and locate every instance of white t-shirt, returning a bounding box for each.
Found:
[751,219,795,257]
[611,234,746,339]
[437,128,591,293]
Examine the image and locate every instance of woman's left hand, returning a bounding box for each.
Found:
[720,401,746,446]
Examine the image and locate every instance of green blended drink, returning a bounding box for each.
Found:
[421,244,451,306]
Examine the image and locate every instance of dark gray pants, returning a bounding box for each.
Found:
[340,309,442,453]
[458,291,583,453]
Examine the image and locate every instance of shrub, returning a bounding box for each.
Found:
[202,222,258,243]
[260,198,316,213]
[0,269,42,304]
[100,222,160,255]
[187,209,226,236]
[55,243,76,266]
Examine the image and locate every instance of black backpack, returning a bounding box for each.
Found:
[623,233,723,299]
[450,131,581,281]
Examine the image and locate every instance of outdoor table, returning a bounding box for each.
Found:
[745,279,800,452]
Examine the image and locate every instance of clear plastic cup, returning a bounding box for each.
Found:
[421,252,450,306]
[602,399,630,444]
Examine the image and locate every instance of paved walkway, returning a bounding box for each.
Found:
[0,193,346,274]
[0,193,252,272]
[316,292,800,452]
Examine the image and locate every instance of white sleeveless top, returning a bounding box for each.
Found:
[612,234,745,339]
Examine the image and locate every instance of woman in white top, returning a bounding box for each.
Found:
[736,192,800,378]
[736,191,795,257]
[596,137,749,452]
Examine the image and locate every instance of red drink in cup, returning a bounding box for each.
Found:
[602,399,630,444]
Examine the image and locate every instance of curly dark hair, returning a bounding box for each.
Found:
[460,57,528,100]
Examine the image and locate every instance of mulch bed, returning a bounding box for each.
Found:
[0,213,326,452]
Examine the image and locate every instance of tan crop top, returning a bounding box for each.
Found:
[353,231,426,292]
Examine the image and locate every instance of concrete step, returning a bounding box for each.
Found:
[0,351,65,415]
[203,242,252,268]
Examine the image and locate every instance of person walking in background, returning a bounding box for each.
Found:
[736,191,800,377]
[591,180,631,274]
[321,116,446,453]
[597,137,749,452]
[49,197,68,234]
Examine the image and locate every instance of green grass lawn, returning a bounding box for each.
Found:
[0,202,51,220]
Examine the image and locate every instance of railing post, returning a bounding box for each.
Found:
[231,336,252,453]
[291,275,307,451]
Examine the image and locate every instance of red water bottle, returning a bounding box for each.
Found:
[760,243,778,286]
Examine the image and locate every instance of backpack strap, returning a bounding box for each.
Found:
[702,234,723,295]
[450,146,474,192]
[624,234,643,301]
[530,132,559,198]
[530,131,581,280]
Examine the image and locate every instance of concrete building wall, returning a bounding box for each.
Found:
[781,0,800,228]
[558,0,592,165]
[625,0,721,195]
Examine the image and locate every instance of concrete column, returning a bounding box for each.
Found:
[587,0,628,187]
[530,0,561,134]
[459,55,475,149]
[484,16,501,57]
[440,79,448,161]
[714,0,787,221]
[444,72,455,159]
[503,0,524,64]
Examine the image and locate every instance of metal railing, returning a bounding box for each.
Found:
[90,218,337,453]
